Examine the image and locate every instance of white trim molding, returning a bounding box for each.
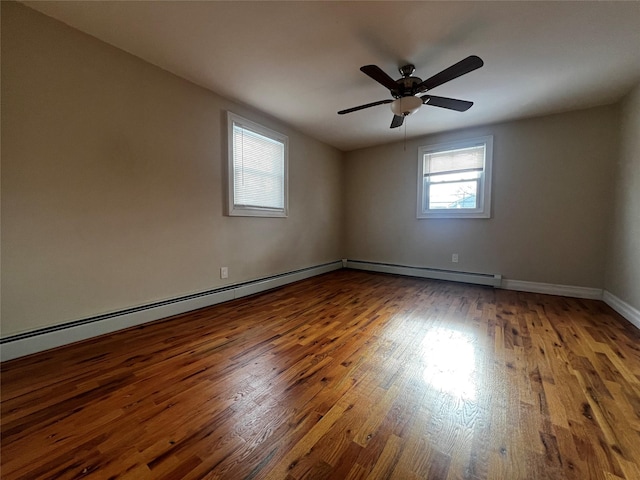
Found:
[4,263,637,363]
[500,279,603,299]
[603,291,640,330]
[0,261,342,362]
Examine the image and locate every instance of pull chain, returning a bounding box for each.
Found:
[403,117,407,151]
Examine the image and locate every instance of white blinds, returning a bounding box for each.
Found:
[425,145,485,175]
[233,123,285,210]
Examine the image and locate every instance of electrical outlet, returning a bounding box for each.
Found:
[220,267,228,279]
[452,254,459,263]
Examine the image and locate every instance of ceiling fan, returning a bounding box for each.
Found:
[338,55,484,128]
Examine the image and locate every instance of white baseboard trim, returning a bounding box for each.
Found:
[602,291,640,330]
[0,261,342,362]
[4,262,636,362]
[500,279,603,300]
[346,260,502,287]
[347,263,640,330]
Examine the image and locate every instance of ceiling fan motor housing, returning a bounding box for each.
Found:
[394,70,423,98]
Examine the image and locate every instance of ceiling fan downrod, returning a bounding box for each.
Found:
[399,64,416,78]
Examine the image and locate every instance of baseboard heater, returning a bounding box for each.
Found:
[345,260,502,287]
[0,261,343,362]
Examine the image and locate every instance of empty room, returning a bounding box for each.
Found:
[1,1,640,479]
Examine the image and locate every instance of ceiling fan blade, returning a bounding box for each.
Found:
[416,55,484,93]
[360,65,399,91]
[338,99,393,115]
[390,115,404,128]
[421,95,473,112]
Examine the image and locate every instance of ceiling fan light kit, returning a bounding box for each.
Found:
[338,55,484,129]
[390,96,423,116]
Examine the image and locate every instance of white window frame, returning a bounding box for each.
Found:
[227,112,288,217]
[417,135,493,219]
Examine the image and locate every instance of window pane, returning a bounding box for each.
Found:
[233,124,285,209]
[428,180,478,209]
[417,136,492,219]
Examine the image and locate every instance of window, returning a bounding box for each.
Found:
[227,112,288,217]
[417,136,493,218]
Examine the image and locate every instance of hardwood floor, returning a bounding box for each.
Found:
[2,270,640,480]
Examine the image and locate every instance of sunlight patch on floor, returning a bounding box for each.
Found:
[420,327,477,400]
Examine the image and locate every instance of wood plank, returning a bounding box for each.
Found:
[2,270,640,479]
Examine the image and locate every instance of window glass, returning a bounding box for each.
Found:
[417,136,493,219]
[227,113,288,217]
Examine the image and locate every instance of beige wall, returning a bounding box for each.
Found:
[1,3,344,336]
[344,106,619,288]
[1,2,636,341]
[605,84,640,311]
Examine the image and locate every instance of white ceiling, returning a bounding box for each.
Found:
[23,1,640,152]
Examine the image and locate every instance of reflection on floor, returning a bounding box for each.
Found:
[2,269,640,479]
[421,327,477,401]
